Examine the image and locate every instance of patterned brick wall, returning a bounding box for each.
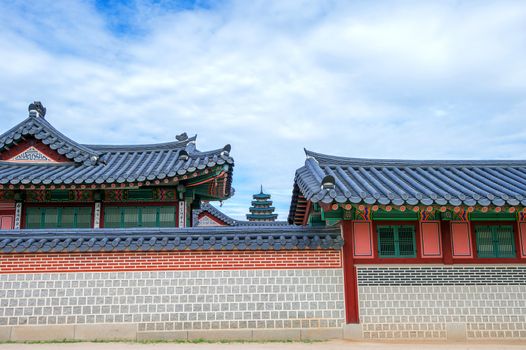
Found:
[356,265,526,340]
[0,269,344,331]
[0,250,342,273]
[357,266,526,286]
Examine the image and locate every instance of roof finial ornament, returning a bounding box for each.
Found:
[28,101,46,118]
[176,132,188,142]
[220,144,231,157]
[260,184,263,194]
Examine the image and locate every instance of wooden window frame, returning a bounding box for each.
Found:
[376,224,417,258]
[25,206,92,229]
[103,205,176,228]
[473,223,516,259]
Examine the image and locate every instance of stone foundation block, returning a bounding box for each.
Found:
[301,328,343,340]
[0,327,11,341]
[446,323,467,342]
[137,331,188,341]
[188,329,253,341]
[252,329,301,341]
[343,324,363,340]
[74,324,137,341]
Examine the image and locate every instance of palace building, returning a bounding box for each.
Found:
[289,149,526,340]
[0,102,524,342]
[0,102,233,230]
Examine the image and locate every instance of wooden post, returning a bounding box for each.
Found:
[441,220,453,264]
[342,220,360,324]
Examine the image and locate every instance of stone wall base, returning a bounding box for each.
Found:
[3,324,525,342]
[343,323,526,342]
[0,325,343,342]
[343,323,469,343]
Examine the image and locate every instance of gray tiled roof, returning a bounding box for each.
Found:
[0,115,99,164]
[0,115,234,188]
[193,202,237,226]
[193,203,289,227]
[0,226,342,253]
[291,149,526,211]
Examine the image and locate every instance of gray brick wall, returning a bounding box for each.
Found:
[358,266,526,286]
[357,265,526,340]
[0,269,344,331]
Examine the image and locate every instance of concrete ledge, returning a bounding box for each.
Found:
[137,331,188,341]
[252,329,301,341]
[343,324,363,340]
[11,325,75,341]
[74,324,137,341]
[301,328,343,340]
[188,329,253,341]
[0,327,11,341]
[0,325,346,342]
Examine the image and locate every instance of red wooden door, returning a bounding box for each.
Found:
[0,215,14,230]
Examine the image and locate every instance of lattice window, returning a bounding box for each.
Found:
[475,225,516,258]
[377,225,416,258]
[159,207,176,227]
[25,207,92,229]
[104,206,176,228]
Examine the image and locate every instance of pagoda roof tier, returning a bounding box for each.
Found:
[289,149,526,223]
[253,193,271,200]
[251,200,273,206]
[0,105,234,198]
[193,203,289,227]
[0,226,341,253]
[246,213,279,220]
[249,206,276,212]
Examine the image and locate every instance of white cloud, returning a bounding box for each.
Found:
[0,0,525,219]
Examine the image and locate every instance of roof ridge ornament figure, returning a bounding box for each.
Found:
[176,132,188,141]
[28,101,46,118]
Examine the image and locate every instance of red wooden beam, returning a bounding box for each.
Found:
[341,220,359,324]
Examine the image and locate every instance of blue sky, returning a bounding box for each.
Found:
[0,0,525,220]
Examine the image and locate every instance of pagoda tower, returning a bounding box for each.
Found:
[246,186,278,222]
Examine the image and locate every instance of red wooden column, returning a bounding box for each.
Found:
[518,217,526,258]
[341,220,360,324]
[441,220,454,264]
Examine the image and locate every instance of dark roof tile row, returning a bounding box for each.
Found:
[0,226,342,253]
[0,115,234,189]
[290,150,526,216]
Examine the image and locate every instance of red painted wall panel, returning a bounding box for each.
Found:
[353,221,374,258]
[0,216,13,230]
[451,221,473,258]
[420,221,442,258]
[519,222,526,258]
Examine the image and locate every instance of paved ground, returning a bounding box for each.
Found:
[0,341,525,350]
